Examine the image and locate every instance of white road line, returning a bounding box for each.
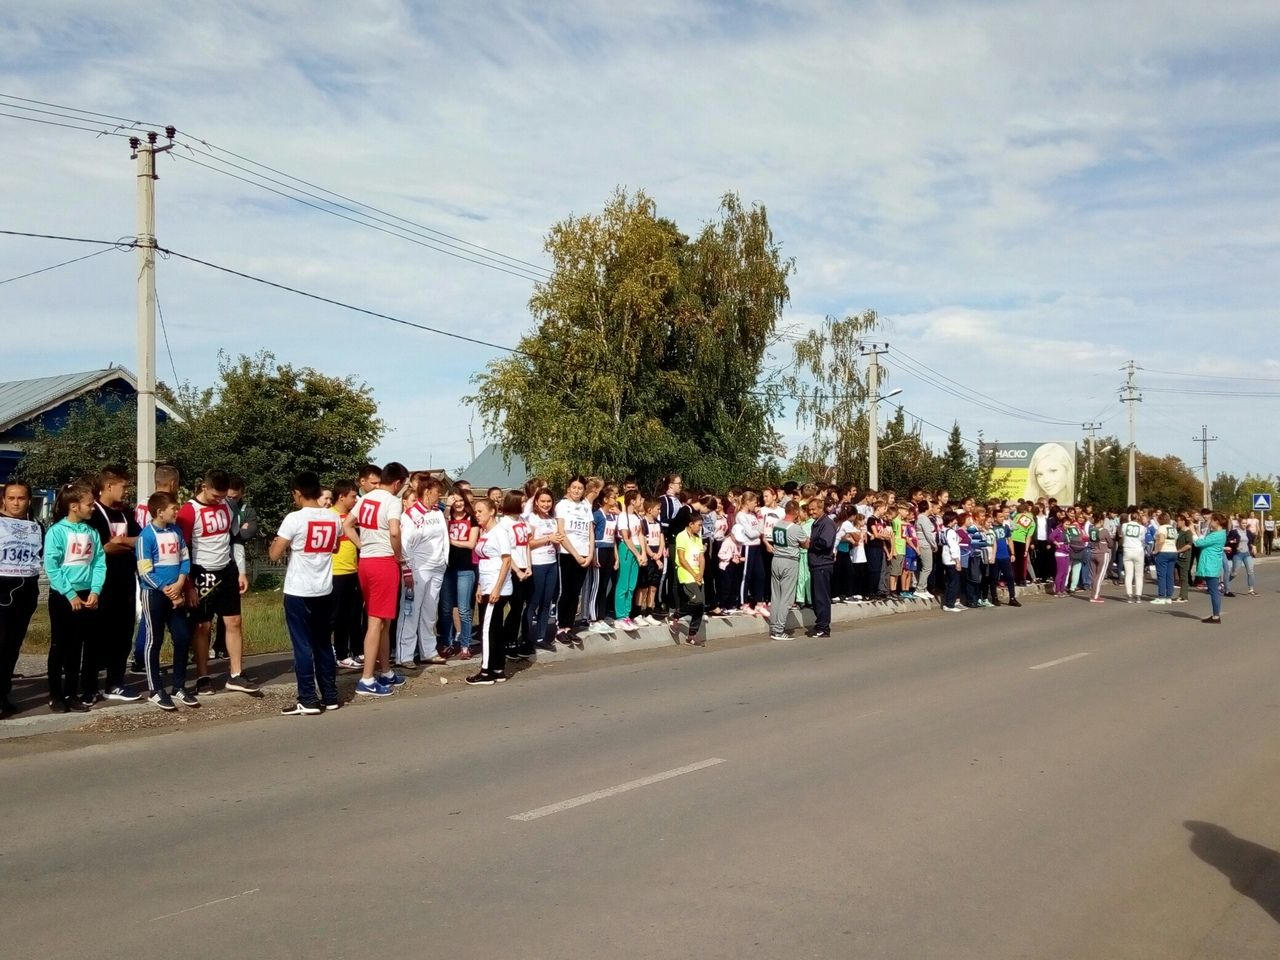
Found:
[509,758,727,822]
[1029,652,1091,671]
[149,888,261,922]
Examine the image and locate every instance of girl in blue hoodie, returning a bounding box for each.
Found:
[43,482,106,712]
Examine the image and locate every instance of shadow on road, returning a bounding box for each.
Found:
[1185,821,1280,924]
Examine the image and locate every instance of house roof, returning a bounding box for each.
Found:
[0,366,181,433]
[458,443,531,490]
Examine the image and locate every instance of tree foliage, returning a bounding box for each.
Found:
[783,310,880,481]
[1211,471,1279,515]
[468,188,792,491]
[18,351,383,531]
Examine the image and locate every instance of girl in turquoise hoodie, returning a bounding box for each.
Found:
[1192,512,1227,625]
[43,482,106,712]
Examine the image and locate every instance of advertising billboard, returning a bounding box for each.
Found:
[979,441,1077,503]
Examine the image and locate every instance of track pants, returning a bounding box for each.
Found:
[478,595,510,676]
[284,592,338,707]
[741,544,766,606]
[1123,549,1144,599]
[92,580,136,694]
[330,572,363,660]
[557,555,588,629]
[396,566,445,663]
[142,588,190,694]
[593,545,616,621]
[769,560,799,635]
[678,582,705,638]
[47,591,97,704]
[614,547,640,620]
[1090,553,1109,599]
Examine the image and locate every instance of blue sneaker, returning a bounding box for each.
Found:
[355,678,393,697]
[378,672,406,688]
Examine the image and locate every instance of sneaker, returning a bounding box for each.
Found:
[492,673,509,683]
[943,605,964,613]
[1172,598,1188,603]
[465,672,496,686]
[324,701,342,711]
[1202,615,1221,624]
[148,691,176,711]
[768,632,787,641]
[104,685,142,703]
[67,698,90,713]
[128,661,146,676]
[49,699,70,714]
[355,678,393,697]
[378,672,407,688]
[686,634,705,646]
[832,597,847,605]
[225,674,260,695]
[1224,591,1236,598]
[280,701,322,716]
[172,687,200,708]
[337,657,363,670]
[589,621,613,634]
[1247,590,1258,597]
[1089,597,1105,604]
[195,676,215,697]
[806,629,831,638]
[84,690,104,704]
[1008,599,1022,608]
[616,617,637,631]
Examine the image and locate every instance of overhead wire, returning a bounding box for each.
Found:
[0,109,136,138]
[169,152,548,285]
[171,134,554,277]
[0,92,166,129]
[0,246,117,286]
[1139,365,1280,384]
[155,291,180,387]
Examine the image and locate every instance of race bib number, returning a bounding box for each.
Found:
[771,526,788,548]
[0,519,41,577]
[356,498,381,529]
[158,535,181,557]
[65,532,95,566]
[200,506,231,535]
[304,521,337,553]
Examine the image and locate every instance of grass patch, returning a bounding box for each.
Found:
[19,589,293,657]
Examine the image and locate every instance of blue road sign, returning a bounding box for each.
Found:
[1252,493,1272,511]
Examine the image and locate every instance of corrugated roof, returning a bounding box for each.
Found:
[458,443,531,489]
[0,366,181,433]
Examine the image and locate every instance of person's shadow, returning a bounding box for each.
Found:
[1185,821,1280,924]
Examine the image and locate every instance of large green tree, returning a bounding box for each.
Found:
[468,189,792,490]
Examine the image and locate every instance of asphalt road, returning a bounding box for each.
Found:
[4,577,1279,959]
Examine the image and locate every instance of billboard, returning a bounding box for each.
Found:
[979,441,1077,503]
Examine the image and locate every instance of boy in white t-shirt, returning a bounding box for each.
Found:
[271,471,343,715]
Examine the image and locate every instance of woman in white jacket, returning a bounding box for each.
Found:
[396,475,450,665]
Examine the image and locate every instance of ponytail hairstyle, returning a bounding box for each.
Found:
[54,481,93,521]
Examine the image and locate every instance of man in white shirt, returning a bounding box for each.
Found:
[270,471,342,715]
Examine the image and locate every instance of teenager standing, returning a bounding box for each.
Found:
[555,477,594,640]
[136,491,194,710]
[44,483,105,712]
[468,497,513,684]
[0,482,42,717]
[85,466,142,703]
[344,462,408,696]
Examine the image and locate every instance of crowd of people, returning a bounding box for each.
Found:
[0,465,1264,720]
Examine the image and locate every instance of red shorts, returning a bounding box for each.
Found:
[358,556,400,620]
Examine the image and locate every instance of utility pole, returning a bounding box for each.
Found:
[130,127,174,504]
[861,343,888,489]
[1192,424,1217,509]
[1082,421,1102,499]
[1119,360,1142,506]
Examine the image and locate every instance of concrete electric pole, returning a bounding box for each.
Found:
[130,127,174,505]
[1192,424,1218,509]
[861,343,889,490]
[1120,361,1142,506]
[1082,421,1102,499]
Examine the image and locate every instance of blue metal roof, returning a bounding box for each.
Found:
[0,365,180,433]
[458,443,531,489]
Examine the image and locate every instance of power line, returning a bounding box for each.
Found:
[1139,365,1280,384]
[0,92,166,128]
[169,152,548,284]
[172,134,554,277]
[0,246,117,286]
[0,229,134,246]
[1143,386,1280,398]
[156,243,533,356]
[0,109,135,138]
[155,291,180,386]
[888,344,1079,426]
[887,352,1079,427]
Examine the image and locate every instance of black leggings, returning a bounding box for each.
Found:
[557,555,588,629]
[47,591,98,703]
[0,576,38,702]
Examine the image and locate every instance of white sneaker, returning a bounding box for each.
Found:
[589,621,613,634]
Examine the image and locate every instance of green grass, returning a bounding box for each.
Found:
[19,589,293,657]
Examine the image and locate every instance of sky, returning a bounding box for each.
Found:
[2,0,1279,482]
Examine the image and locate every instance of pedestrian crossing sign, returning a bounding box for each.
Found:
[1252,493,1272,511]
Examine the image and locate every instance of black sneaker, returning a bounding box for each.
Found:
[1008,599,1022,607]
[225,674,260,695]
[105,685,143,703]
[172,687,200,708]
[1202,615,1221,624]
[148,691,177,712]
[129,661,146,676]
[67,698,90,713]
[195,676,215,697]
[49,699,70,714]
[280,701,322,716]
[464,672,496,686]
[492,673,509,683]
[1224,591,1236,598]
[806,629,831,638]
[0,698,16,719]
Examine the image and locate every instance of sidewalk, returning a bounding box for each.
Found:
[3,583,1049,741]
